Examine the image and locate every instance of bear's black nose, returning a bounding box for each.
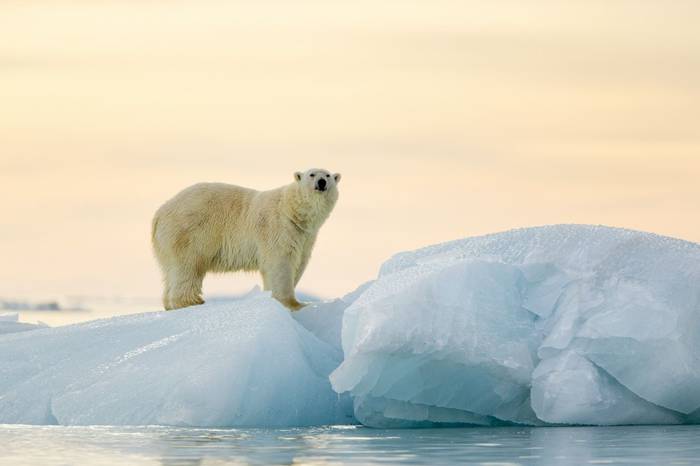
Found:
[316,178,327,191]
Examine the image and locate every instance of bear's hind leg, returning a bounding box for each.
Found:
[168,266,205,310]
[158,263,174,310]
[162,283,172,310]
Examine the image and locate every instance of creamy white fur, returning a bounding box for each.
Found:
[152,168,340,310]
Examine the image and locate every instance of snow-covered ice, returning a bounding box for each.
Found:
[0,293,353,427]
[2,225,699,428]
[331,225,700,427]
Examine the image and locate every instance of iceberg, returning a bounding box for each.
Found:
[2,225,698,428]
[330,225,700,427]
[0,292,354,427]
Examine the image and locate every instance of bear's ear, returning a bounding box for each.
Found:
[333,173,342,183]
[294,172,303,182]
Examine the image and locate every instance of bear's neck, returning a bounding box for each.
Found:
[282,183,336,233]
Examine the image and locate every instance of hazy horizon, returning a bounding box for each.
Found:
[2,0,699,308]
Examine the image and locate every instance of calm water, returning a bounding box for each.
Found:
[1,424,698,465]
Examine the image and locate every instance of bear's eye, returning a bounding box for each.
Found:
[326,174,330,178]
[310,173,315,177]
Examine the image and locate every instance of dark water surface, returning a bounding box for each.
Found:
[1,424,698,465]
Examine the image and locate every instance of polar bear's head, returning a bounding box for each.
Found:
[294,168,341,195]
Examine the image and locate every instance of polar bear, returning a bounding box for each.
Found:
[151,168,341,311]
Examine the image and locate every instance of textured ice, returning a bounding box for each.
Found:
[2,225,699,428]
[0,292,354,427]
[331,225,700,427]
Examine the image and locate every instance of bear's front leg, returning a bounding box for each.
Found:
[261,259,306,311]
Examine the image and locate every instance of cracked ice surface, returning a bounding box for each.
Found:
[331,225,700,427]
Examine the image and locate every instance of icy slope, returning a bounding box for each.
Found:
[330,225,700,427]
[0,293,354,427]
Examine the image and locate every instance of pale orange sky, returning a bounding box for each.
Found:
[1,0,699,305]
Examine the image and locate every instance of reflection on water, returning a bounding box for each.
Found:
[1,424,698,465]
